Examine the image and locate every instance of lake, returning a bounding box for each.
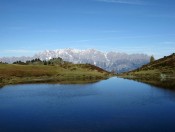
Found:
[0,77,175,132]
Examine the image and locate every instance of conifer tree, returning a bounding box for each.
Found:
[150,55,155,63]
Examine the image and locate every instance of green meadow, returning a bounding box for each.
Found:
[0,59,112,87]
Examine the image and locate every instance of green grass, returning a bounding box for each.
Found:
[118,53,175,89]
[0,63,111,87]
[119,53,175,80]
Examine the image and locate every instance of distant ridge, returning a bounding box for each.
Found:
[0,48,150,73]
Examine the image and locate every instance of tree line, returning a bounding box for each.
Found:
[13,57,66,65]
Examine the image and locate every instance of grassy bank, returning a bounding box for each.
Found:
[119,53,175,80]
[0,63,112,87]
[118,53,175,89]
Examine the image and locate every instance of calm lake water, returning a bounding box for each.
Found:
[0,77,175,132]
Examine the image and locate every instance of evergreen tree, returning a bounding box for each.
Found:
[48,61,51,65]
[150,55,155,63]
[44,61,47,65]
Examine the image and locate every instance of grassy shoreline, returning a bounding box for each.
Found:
[0,63,112,87]
[118,53,175,89]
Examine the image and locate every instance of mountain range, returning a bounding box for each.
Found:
[0,49,150,73]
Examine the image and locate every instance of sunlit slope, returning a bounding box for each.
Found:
[0,62,111,86]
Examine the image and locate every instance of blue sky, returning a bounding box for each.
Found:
[0,0,175,58]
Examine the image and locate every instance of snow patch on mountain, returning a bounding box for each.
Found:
[0,48,150,73]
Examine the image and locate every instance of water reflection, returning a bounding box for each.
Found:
[0,77,175,132]
[129,78,175,90]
